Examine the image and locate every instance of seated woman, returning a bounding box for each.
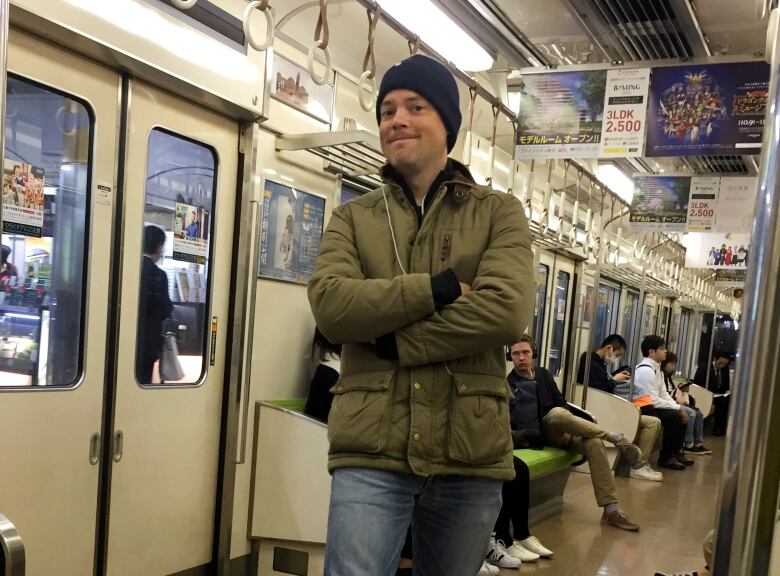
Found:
[303,328,341,423]
[661,353,711,456]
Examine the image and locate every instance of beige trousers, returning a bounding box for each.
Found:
[542,407,618,507]
[634,415,662,467]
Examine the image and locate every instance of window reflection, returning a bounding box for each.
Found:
[0,75,92,388]
[135,129,216,386]
[548,271,570,376]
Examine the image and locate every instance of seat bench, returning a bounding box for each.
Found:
[251,400,577,574]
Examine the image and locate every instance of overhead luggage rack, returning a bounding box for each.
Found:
[601,265,678,297]
[275,130,385,188]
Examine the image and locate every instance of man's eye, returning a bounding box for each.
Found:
[412,105,424,112]
[380,109,394,118]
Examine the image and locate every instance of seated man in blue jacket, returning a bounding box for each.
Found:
[508,334,642,531]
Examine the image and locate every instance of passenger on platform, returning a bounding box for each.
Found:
[308,53,534,576]
[507,335,642,532]
[136,225,173,384]
[303,328,341,423]
[633,336,691,470]
[661,353,711,455]
[693,350,732,436]
[576,334,663,482]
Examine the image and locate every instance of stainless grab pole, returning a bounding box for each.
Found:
[0,513,25,575]
[713,10,780,575]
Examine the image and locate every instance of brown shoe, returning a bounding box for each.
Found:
[614,434,642,466]
[601,509,640,531]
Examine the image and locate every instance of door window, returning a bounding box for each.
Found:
[593,283,620,349]
[621,290,639,363]
[532,263,549,350]
[0,75,92,388]
[135,128,217,386]
[548,270,570,376]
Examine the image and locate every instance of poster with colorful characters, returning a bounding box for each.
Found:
[629,174,691,231]
[515,70,607,159]
[646,62,769,156]
[172,202,210,264]
[2,160,45,237]
[258,180,325,284]
[683,232,751,269]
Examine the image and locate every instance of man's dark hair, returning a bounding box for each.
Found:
[511,334,536,351]
[143,225,166,255]
[600,334,626,351]
[641,335,666,357]
[313,327,341,361]
[713,349,732,361]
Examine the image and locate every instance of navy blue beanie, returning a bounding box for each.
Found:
[376,54,462,152]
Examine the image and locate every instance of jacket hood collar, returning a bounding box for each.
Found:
[380,158,477,189]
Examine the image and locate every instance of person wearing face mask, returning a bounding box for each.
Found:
[577,335,663,482]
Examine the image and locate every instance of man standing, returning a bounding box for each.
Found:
[308,54,534,576]
[509,336,642,531]
[577,334,663,482]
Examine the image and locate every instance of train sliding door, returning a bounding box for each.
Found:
[105,80,237,575]
[0,30,120,575]
[538,252,575,387]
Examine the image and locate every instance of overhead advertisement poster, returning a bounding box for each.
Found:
[516,70,607,159]
[684,232,751,269]
[646,62,769,157]
[686,177,720,232]
[714,177,757,233]
[629,174,691,231]
[172,202,210,264]
[599,68,651,158]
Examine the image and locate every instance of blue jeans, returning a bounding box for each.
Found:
[325,467,503,576]
[681,404,704,445]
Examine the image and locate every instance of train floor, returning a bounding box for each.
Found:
[506,438,727,575]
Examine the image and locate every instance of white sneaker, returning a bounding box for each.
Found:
[506,540,540,562]
[518,535,554,558]
[487,537,522,569]
[477,561,498,576]
[629,463,664,482]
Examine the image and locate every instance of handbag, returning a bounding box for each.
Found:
[159,331,185,382]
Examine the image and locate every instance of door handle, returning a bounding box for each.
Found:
[89,433,100,465]
[112,431,123,463]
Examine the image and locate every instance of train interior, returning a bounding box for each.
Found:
[0,0,778,575]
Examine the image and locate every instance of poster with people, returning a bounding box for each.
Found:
[683,232,750,269]
[172,202,210,264]
[258,179,325,284]
[629,174,691,231]
[2,160,45,237]
[515,70,607,159]
[646,62,769,156]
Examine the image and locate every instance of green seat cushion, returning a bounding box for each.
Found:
[266,399,307,413]
[514,447,581,480]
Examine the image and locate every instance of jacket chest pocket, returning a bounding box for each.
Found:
[328,371,393,455]
[447,372,513,466]
[436,229,488,283]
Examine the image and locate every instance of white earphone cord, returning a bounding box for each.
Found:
[383,188,408,275]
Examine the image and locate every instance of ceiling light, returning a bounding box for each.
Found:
[379,0,495,72]
[597,164,635,204]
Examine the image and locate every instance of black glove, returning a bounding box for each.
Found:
[512,429,544,450]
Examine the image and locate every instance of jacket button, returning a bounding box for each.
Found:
[413,433,421,442]
[408,238,414,246]
[414,382,421,391]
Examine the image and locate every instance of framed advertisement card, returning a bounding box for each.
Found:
[268,51,334,124]
[257,179,326,285]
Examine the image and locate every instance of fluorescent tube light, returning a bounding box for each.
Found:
[379,0,495,72]
[597,164,635,204]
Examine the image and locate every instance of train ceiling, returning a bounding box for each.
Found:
[274,0,769,177]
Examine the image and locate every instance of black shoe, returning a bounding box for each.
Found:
[689,444,712,455]
[660,457,685,470]
[676,454,695,467]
